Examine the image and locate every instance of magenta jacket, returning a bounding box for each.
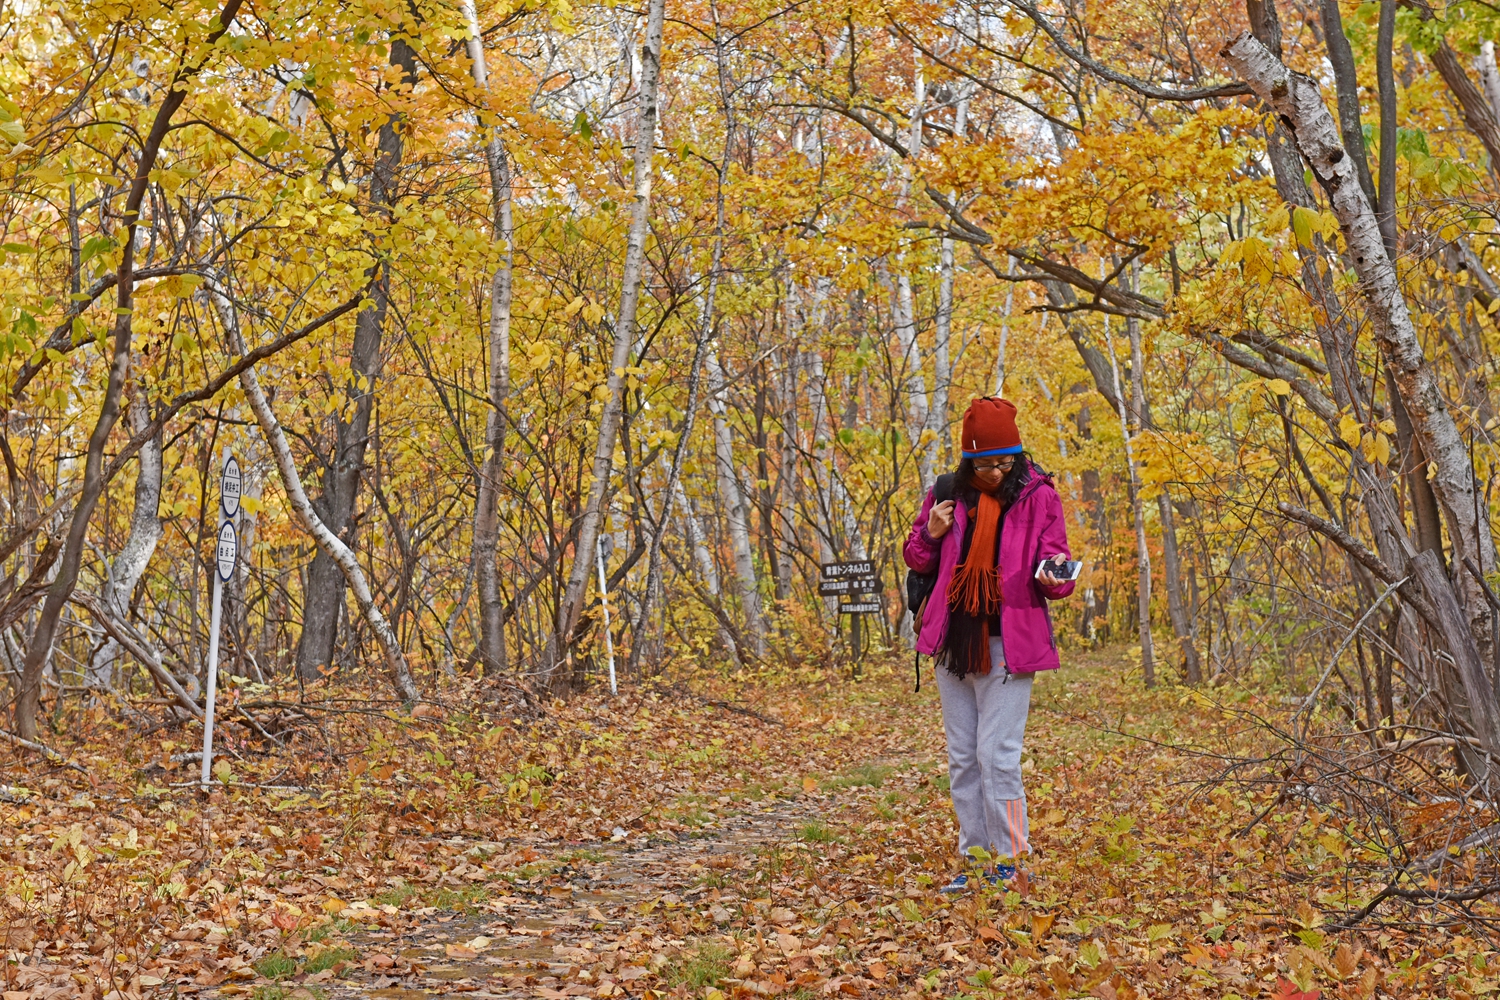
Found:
[902,471,1076,673]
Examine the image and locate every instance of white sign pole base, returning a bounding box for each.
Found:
[596,541,617,696]
[199,575,224,790]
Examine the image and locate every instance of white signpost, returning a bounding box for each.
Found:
[596,538,617,696]
[201,450,238,791]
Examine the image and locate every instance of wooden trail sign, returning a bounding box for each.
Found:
[821,560,875,579]
[820,561,882,621]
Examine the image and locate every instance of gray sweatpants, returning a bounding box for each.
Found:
[935,636,1034,863]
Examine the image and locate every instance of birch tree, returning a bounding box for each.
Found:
[463,0,514,677]
[548,0,668,683]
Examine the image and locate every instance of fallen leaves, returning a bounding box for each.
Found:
[0,649,1494,1000]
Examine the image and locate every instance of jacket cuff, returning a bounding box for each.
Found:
[920,525,939,546]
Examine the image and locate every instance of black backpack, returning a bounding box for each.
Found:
[906,473,956,691]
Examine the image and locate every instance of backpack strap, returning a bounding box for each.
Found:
[933,472,957,505]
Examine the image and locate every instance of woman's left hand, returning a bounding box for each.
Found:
[1036,553,1071,587]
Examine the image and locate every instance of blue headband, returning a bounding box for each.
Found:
[961,444,1024,458]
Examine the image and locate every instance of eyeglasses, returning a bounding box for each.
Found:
[972,457,1016,473]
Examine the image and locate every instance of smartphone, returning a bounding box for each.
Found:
[1036,558,1083,581]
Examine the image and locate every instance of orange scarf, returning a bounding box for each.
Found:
[946,485,1003,617]
[943,481,1003,677]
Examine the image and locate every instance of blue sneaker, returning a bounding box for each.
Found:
[939,873,971,894]
[990,864,1016,884]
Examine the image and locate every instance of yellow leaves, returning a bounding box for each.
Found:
[1291,206,1339,248]
[0,94,26,156]
[1265,378,1291,396]
[1218,236,1275,286]
[1341,414,1392,464]
[1317,830,1347,860]
[527,341,553,371]
[1338,415,1362,448]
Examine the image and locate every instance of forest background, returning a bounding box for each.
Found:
[12,0,1500,988]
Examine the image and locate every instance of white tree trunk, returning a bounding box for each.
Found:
[87,388,162,690]
[922,89,968,485]
[1477,40,1500,117]
[707,347,767,657]
[229,423,266,681]
[995,257,1014,395]
[895,62,931,485]
[777,343,798,601]
[1225,32,1498,648]
[676,481,721,592]
[1102,300,1155,687]
[464,0,514,677]
[549,0,667,680]
[220,288,420,703]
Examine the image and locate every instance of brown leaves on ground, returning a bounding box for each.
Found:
[2,648,1495,1000]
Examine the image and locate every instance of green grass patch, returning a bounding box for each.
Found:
[305,946,359,974]
[563,848,607,863]
[797,821,837,843]
[823,763,894,790]
[253,953,297,981]
[372,881,418,907]
[427,884,490,912]
[502,860,560,882]
[665,942,733,989]
[253,988,324,1000]
[676,806,713,827]
[306,918,356,943]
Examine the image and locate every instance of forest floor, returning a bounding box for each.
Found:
[2,645,1496,1000]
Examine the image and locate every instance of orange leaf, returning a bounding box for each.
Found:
[977,925,1003,941]
[1272,980,1320,1000]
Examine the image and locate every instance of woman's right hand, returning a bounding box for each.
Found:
[926,499,956,539]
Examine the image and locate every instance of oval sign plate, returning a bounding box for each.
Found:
[220,454,241,520]
[215,521,238,582]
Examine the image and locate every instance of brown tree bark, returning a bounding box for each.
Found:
[295,32,417,681]
[1431,41,1500,176]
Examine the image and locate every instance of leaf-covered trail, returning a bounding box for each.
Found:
[317,799,830,1000]
[3,648,1496,1000]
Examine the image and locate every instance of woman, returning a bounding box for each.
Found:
[903,397,1075,891]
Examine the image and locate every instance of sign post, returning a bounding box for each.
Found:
[820,560,882,676]
[201,450,239,791]
[596,538,617,696]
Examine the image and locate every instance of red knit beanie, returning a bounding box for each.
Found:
[959,397,1022,458]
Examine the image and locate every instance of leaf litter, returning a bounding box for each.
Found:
[3,647,1498,1000]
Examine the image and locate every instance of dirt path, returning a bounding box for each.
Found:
[309,799,832,1000]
